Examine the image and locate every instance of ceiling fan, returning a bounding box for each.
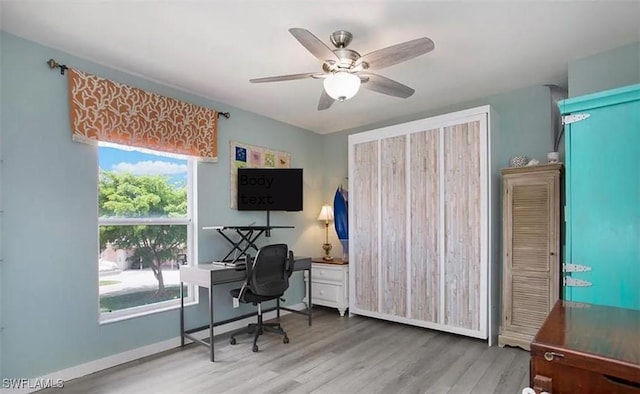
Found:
[250,28,435,110]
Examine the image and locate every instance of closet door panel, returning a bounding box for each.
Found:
[353,141,379,312]
[443,121,482,330]
[410,129,440,323]
[381,135,407,316]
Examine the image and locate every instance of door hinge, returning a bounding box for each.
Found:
[562,113,590,125]
[564,277,592,287]
[563,263,591,273]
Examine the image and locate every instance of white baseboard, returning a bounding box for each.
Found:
[4,303,306,394]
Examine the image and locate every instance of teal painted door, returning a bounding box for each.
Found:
[562,84,640,310]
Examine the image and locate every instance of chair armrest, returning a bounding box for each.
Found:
[237,254,254,301]
[286,251,295,277]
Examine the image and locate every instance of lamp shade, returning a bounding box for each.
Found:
[323,71,361,101]
[317,204,334,222]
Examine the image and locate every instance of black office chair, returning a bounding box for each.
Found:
[229,243,294,352]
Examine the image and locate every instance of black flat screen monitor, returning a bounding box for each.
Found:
[237,168,303,211]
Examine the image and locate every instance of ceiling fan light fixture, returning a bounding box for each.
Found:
[323,71,361,101]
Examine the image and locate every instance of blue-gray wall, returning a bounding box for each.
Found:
[0,32,325,379]
[323,85,555,187]
[568,42,640,97]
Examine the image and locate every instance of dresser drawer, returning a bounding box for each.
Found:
[312,282,340,304]
[311,264,344,282]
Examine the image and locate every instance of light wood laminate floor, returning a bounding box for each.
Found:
[42,308,530,394]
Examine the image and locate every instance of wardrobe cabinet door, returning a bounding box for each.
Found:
[352,141,379,312]
[502,172,560,344]
[380,135,407,316]
[566,97,640,310]
[409,129,440,323]
[443,121,482,331]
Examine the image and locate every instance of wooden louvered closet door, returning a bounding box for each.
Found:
[499,164,562,351]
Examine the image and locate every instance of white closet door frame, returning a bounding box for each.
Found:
[349,106,491,340]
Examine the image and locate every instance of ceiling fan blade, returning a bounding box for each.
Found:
[289,28,340,63]
[360,73,415,98]
[250,72,318,83]
[318,89,335,111]
[359,37,434,71]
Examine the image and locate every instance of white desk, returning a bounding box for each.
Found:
[179,257,312,361]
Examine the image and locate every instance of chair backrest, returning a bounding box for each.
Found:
[247,244,293,297]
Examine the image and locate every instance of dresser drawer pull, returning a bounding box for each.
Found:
[603,375,640,389]
[543,351,565,361]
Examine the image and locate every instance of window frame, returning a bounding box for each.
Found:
[97,148,198,324]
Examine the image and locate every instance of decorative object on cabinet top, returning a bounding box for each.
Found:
[501,163,563,175]
[509,156,528,167]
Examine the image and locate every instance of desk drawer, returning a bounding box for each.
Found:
[311,265,344,283]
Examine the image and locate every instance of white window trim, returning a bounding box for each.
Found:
[98,155,197,324]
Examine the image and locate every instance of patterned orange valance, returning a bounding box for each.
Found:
[68,69,218,161]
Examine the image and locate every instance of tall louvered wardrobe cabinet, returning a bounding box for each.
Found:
[348,106,500,343]
[499,164,562,351]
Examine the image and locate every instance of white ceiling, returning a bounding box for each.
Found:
[1,1,639,134]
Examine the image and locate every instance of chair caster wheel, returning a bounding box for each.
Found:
[230,337,236,345]
[252,345,259,352]
[283,336,290,344]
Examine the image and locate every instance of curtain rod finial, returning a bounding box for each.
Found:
[47,59,59,69]
[47,58,68,75]
[218,112,231,119]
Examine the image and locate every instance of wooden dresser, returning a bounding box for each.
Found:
[530,300,640,393]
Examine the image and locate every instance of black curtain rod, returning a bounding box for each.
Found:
[46,58,231,119]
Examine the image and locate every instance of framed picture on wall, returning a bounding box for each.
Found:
[229,140,291,208]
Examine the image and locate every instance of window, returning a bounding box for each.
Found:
[98,143,195,321]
